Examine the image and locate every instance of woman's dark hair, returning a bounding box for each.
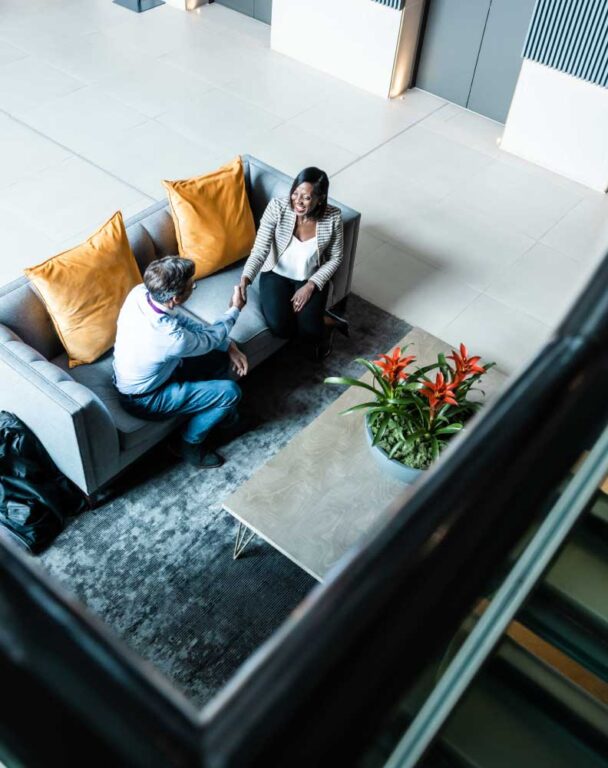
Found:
[289,167,329,220]
[144,256,195,303]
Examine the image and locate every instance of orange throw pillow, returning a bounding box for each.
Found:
[24,211,141,368]
[163,156,256,280]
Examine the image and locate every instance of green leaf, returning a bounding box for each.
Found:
[407,362,441,382]
[324,376,379,395]
[374,416,391,445]
[434,423,464,435]
[339,401,385,416]
[408,395,428,429]
[388,442,401,459]
[431,437,440,460]
[358,359,392,396]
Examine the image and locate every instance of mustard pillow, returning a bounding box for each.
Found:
[163,156,256,280]
[24,211,141,368]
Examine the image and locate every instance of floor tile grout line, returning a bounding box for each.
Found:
[435,288,484,345]
[0,106,157,203]
[478,290,555,332]
[534,195,591,243]
[330,101,450,180]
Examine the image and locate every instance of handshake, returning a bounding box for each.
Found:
[229,276,251,311]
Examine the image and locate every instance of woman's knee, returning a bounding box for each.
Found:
[265,314,292,339]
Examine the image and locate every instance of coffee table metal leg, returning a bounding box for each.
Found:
[233,521,256,560]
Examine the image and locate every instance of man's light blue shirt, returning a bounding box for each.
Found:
[113,284,239,395]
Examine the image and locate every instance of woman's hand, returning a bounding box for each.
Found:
[291,281,316,313]
[228,341,248,377]
[239,276,251,304]
[229,285,246,311]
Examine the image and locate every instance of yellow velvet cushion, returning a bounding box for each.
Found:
[24,211,142,368]
[163,156,256,280]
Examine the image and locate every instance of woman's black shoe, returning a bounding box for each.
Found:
[324,308,349,337]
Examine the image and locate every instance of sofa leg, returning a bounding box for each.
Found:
[83,493,98,510]
[83,491,110,511]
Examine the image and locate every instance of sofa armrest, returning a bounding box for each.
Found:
[0,325,120,494]
[330,208,360,306]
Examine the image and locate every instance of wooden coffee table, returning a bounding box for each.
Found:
[221,328,506,582]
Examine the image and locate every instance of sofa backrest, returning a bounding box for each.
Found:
[0,277,62,360]
[0,155,360,360]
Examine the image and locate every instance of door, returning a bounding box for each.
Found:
[416,0,536,123]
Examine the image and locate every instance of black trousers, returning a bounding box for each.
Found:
[260,271,328,342]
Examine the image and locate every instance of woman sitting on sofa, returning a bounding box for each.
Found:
[239,166,344,359]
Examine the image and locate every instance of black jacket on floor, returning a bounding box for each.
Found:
[0,411,85,553]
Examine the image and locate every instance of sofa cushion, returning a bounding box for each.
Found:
[183,262,271,347]
[52,350,179,453]
[25,212,142,368]
[163,157,256,280]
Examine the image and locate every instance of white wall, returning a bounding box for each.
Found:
[502,59,608,193]
[271,0,403,98]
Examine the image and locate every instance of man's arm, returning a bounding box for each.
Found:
[173,287,245,358]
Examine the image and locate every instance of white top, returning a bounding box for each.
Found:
[273,234,318,281]
[113,284,240,395]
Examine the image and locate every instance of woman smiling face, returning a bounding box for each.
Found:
[291,182,316,219]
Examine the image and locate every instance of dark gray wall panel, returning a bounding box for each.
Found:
[215,0,255,17]
[523,0,608,88]
[215,0,271,24]
[468,0,537,122]
[254,0,272,23]
[415,0,491,107]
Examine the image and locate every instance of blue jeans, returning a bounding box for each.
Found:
[118,350,241,446]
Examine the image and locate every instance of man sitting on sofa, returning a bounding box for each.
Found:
[113,256,248,469]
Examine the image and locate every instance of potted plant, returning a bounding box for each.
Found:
[325,344,493,483]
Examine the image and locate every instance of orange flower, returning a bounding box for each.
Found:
[420,372,459,411]
[374,347,416,386]
[448,343,485,379]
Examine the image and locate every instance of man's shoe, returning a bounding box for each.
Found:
[194,449,225,469]
[169,437,224,468]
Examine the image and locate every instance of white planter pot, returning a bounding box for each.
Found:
[364,418,424,485]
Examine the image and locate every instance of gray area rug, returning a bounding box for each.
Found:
[40,295,410,708]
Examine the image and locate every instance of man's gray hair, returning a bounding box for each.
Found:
[144,256,195,304]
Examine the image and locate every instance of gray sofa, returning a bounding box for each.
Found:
[0,155,361,495]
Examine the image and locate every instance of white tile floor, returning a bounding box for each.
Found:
[0,0,607,374]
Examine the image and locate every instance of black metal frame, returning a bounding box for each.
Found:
[2,249,608,766]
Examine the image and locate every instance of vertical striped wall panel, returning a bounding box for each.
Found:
[523,0,608,88]
[371,0,406,10]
